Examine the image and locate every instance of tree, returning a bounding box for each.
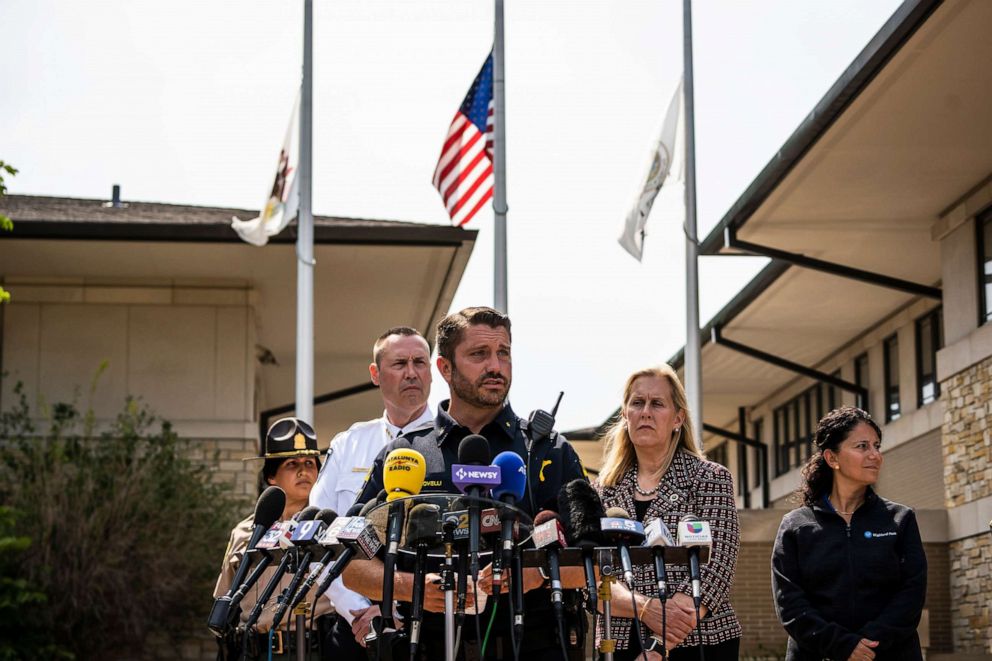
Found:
[0,160,17,304]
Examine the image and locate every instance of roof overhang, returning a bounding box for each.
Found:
[684,0,992,437]
[0,196,476,439]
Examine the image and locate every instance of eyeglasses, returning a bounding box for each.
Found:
[267,417,316,443]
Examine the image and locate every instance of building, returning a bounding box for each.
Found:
[0,192,476,499]
[576,0,990,657]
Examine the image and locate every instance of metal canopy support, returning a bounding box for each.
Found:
[258,382,378,446]
[711,325,868,410]
[703,421,769,508]
[737,407,750,509]
[724,226,942,300]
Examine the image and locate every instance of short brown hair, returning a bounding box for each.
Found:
[372,326,428,367]
[435,307,512,362]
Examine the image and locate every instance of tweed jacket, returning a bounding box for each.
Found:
[595,449,742,649]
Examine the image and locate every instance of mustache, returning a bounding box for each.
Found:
[476,372,507,385]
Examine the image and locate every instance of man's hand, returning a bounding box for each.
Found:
[422,572,475,613]
[476,563,546,594]
[847,639,879,661]
[349,606,390,647]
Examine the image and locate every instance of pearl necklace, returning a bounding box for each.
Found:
[634,470,662,497]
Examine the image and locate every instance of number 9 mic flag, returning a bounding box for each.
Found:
[618,78,683,261]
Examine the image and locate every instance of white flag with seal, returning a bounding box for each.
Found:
[618,78,683,261]
[232,92,301,246]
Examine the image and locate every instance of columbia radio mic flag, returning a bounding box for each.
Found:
[380,446,427,629]
[432,52,495,227]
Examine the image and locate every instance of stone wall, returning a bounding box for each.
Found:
[941,354,992,654]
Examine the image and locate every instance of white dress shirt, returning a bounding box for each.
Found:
[309,406,434,623]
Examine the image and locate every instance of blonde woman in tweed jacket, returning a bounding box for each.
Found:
[594,365,742,660]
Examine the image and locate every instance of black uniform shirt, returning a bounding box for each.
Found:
[353,400,588,652]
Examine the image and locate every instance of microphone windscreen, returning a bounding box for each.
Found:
[406,504,441,546]
[458,434,491,466]
[605,507,630,519]
[359,499,381,517]
[385,438,413,452]
[533,510,559,526]
[491,451,527,501]
[295,505,321,522]
[254,486,286,528]
[559,479,606,545]
[383,448,427,501]
[346,503,364,517]
[315,508,338,525]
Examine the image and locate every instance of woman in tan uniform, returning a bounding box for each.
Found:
[214,417,334,660]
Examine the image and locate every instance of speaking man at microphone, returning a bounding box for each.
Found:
[307,326,435,656]
[213,417,334,659]
[345,306,589,660]
[595,366,741,660]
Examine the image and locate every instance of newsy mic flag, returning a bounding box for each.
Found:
[618,78,683,261]
[232,92,301,246]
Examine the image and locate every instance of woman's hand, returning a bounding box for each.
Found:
[660,592,700,651]
[847,638,879,660]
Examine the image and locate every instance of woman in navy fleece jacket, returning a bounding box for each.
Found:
[771,407,926,661]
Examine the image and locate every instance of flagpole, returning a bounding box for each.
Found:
[682,0,703,447]
[295,0,315,424]
[493,0,508,313]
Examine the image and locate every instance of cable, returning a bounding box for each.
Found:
[556,609,570,661]
[629,589,648,661]
[480,596,499,657]
[694,601,705,661]
[473,572,484,660]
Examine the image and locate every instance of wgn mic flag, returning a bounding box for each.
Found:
[432,52,494,227]
[618,78,683,261]
[232,91,301,246]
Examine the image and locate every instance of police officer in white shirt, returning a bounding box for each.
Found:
[309,326,434,657]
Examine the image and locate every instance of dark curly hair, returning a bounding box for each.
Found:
[797,407,881,507]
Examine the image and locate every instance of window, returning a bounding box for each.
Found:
[773,384,822,476]
[854,353,869,411]
[916,308,943,407]
[884,334,901,422]
[979,208,992,325]
[751,418,764,487]
[709,442,728,468]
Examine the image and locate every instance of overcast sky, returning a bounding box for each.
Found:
[0,0,903,433]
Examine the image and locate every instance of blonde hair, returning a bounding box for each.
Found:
[598,364,703,488]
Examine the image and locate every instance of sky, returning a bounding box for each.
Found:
[0,0,903,433]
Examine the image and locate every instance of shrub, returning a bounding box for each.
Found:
[0,382,241,659]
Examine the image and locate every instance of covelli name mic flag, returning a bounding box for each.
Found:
[618,78,683,261]
[232,91,301,246]
[432,52,494,227]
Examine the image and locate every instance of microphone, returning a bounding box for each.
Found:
[380,446,427,629]
[271,508,339,629]
[677,515,712,609]
[243,507,321,631]
[453,434,498,578]
[406,503,442,658]
[313,511,384,600]
[490,451,526,591]
[532,511,567,629]
[288,505,355,610]
[559,478,606,612]
[643,518,675,599]
[207,486,286,636]
[600,507,645,589]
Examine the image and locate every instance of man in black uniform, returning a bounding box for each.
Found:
[344,306,588,660]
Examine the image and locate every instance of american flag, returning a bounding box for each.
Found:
[432,53,494,227]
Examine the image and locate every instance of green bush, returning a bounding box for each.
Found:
[0,382,241,659]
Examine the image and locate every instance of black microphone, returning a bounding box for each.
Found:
[289,505,358,610]
[406,503,441,658]
[643,518,675,599]
[207,486,286,636]
[559,478,606,612]
[600,507,646,589]
[243,507,320,631]
[313,509,383,600]
[455,434,495,579]
[271,508,338,629]
[532,510,567,641]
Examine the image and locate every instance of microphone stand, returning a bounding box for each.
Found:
[442,520,457,661]
[295,609,307,661]
[652,550,669,661]
[598,553,616,661]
